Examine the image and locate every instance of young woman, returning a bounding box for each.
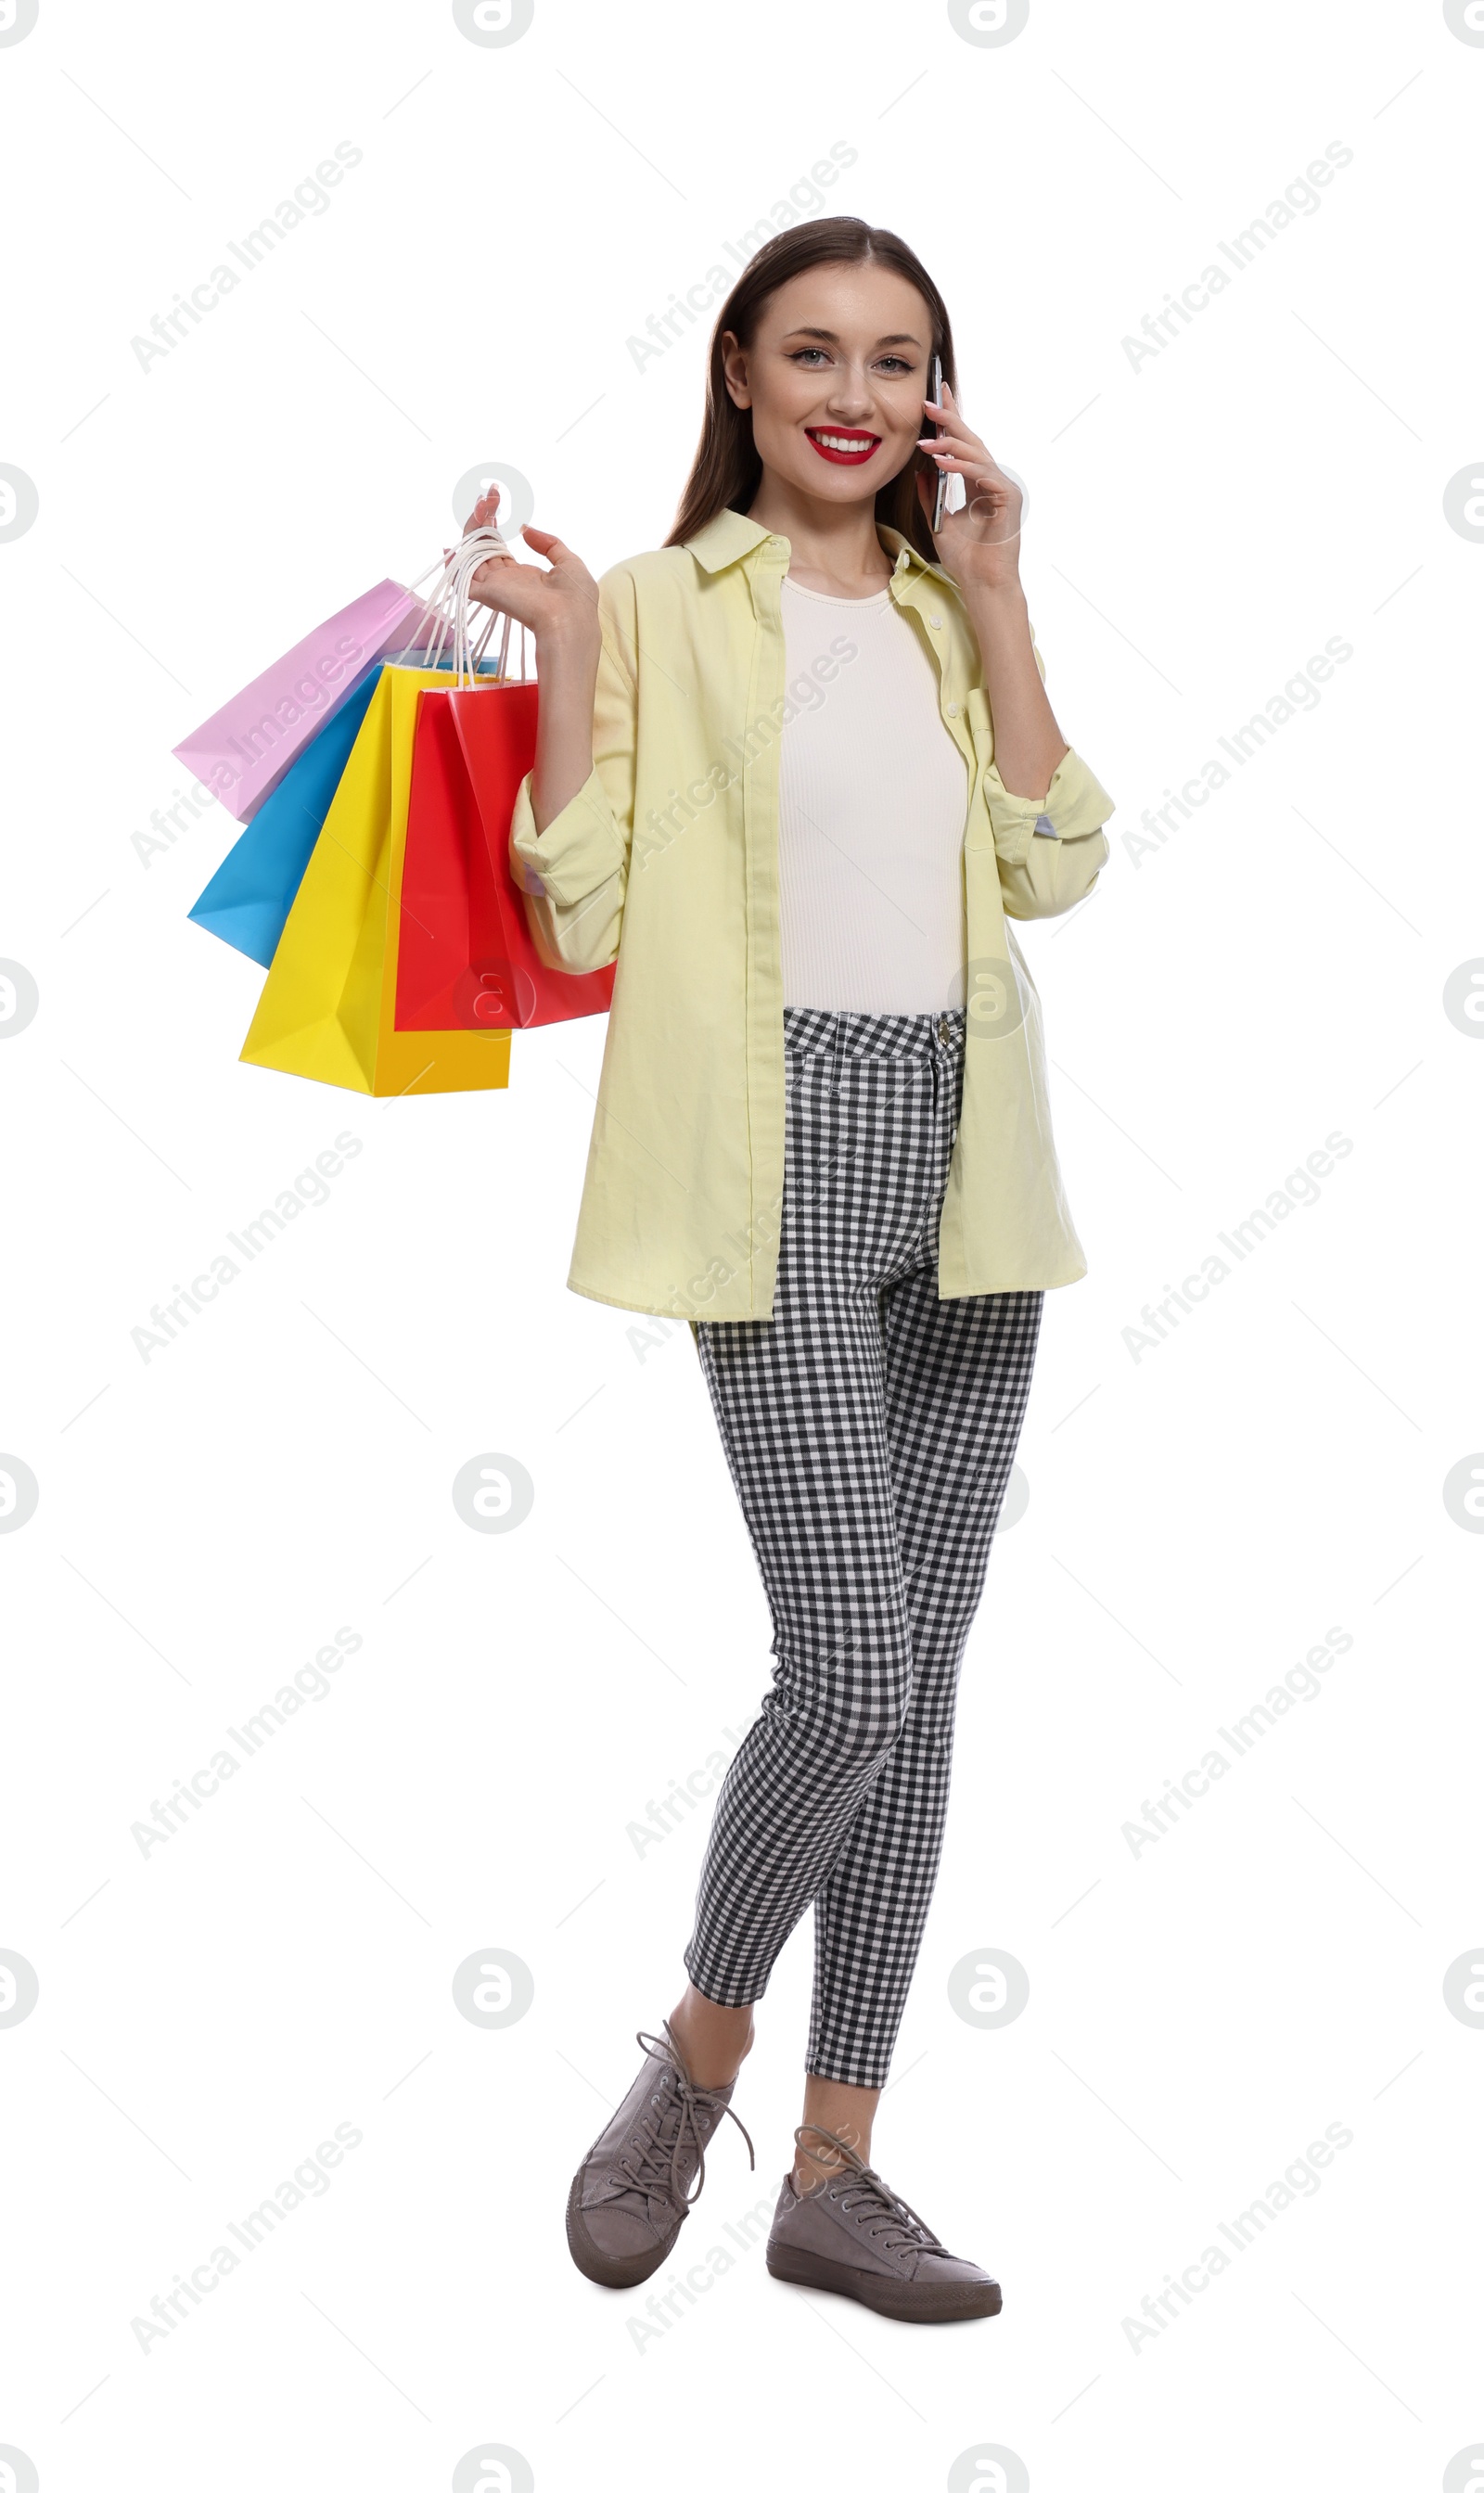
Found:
[468,216,1113,2325]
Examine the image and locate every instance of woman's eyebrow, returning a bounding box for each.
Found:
[779,326,927,349]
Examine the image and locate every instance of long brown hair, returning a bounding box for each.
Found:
[665,217,956,566]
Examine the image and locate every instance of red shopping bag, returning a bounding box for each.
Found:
[394,684,516,1029]
[395,676,615,1031]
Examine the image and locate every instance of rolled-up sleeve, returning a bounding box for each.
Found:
[983,745,1115,920]
[508,568,637,973]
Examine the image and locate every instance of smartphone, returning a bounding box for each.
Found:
[928,353,948,531]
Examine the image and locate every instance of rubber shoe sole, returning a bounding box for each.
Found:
[766,2240,1002,2322]
[565,2172,684,2290]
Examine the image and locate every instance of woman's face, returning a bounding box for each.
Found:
[722,261,936,507]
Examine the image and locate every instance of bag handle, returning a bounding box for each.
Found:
[401,543,492,673]
[390,531,532,684]
[442,528,534,689]
[398,550,466,658]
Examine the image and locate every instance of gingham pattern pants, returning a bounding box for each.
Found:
[685,1005,1043,2088]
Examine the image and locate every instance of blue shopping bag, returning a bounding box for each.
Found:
[187,667,383,966]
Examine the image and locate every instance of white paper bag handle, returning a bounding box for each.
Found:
[398,550,462,659]
[443,527,533,688]
[393,540,493,669]
[400,544,488,671]
[391,530,531,685]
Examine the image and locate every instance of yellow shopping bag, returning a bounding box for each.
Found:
[240,661,511,1096]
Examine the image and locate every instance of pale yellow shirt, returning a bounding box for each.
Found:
[509,511,1115,1321]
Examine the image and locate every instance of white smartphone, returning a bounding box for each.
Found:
[928,353,948,531]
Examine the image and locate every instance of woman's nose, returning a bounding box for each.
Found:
[825,369,875,416]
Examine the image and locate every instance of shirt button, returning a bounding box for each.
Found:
[946,702,960,718]
[928,615,942,629]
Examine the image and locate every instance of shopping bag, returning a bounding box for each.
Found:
[394,683,518,1029]
[394,532,615,1029]
[187,666,382,965]
[186,640,505,970]
[395,679,615,1031]
[237,658,510,1096]
[173,577,428,824]
[448,681,616,1026]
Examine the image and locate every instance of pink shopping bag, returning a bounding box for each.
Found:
[173,578,423,824]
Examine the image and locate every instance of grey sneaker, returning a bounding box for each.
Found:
[765,2124,1002,2323]
[565,2021,754,2289]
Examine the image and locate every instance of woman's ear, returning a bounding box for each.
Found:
[719,330,752,409]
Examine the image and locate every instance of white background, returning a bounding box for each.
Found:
[2,1,1481,2487]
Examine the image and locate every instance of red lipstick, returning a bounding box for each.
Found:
[805,427,881,466]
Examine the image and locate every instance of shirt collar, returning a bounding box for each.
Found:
[684,509,955,594]
[683,508,776,572]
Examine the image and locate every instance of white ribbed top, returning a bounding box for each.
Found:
[776,575,968,1014]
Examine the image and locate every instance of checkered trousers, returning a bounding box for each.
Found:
[685,1004,1043,2089]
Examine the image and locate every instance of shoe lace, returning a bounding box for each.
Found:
[795,2123,951,2260]
[615,2024,755,2215]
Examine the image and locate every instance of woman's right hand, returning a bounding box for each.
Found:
[462,490,599,651]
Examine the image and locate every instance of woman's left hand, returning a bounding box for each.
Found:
[916,383,1023,595]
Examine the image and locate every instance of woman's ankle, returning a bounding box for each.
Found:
[794,2089,881,2191]
[792,2129,870,2193]
[666,1987,755,2089]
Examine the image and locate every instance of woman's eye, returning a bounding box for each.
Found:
[792,349,829,365]
[876,357,912,374]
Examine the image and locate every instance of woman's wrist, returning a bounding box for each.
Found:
[537,607,602,668]
[959,573,1029,632]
